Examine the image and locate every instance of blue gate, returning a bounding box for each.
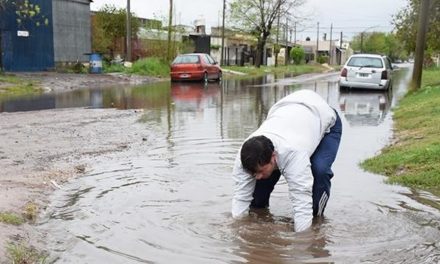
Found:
[0,0,54,71]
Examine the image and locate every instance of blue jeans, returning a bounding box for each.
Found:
[251,111,342,217]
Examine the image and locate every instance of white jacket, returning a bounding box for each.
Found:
[231,89,336,232]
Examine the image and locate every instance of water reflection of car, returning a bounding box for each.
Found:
[171,82,220,111]
[339,54,393,90]
[170,53,222,83]
[339,89,392,126]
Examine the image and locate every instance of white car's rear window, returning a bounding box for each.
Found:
[173,55,200,64]
[347,57,383,68]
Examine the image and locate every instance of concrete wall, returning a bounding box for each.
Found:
[52,0,91,63]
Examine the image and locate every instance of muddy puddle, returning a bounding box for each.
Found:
[19,67,440,263]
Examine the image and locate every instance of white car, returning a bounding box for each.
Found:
[339,54,393,90]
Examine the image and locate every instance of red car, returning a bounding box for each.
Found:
[170,53,222,83]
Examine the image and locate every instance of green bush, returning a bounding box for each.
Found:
[318,55,329,64]
[72,62,87,74]
[103,62,125,73]
[210,44,221,50]
[290,46,305,65]
[127,57,169,77]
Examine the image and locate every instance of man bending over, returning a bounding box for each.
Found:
[231,89,342,232]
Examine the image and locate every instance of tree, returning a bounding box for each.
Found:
[290,46,304,64]
[350,32,407,61]
[393,0,440,54]
[351,32,387,54]
[229,0,304,67]
[0,0,48,27]
[92,4,140,58]
[91,17,112,54]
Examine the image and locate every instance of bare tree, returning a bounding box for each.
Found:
[229,0,304,67]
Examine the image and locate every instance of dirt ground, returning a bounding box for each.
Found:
[0,73,161,262]
[17,72,162,92]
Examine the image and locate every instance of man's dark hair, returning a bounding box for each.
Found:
[240,135,274,174]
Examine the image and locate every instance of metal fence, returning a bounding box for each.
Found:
[221,46,249,66]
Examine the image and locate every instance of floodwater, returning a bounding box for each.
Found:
[15,67,440,263]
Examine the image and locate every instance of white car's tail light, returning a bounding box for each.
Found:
[341,68,348,77]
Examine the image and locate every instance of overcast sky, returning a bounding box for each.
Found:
[91,0,409,40]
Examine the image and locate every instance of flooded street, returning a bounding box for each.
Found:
[7,67,439,263]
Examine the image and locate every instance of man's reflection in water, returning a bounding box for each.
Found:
[231,209,331,263]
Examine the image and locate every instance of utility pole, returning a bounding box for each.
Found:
[316,22,319,62]
[275,9,280,67]
[339,31,343,65]
[294,22,297,45]
[412,0,431,90]
[220,0,226,66]
[167,0,173,62]
[126,0,131,62]
[340,31,343,48]
[285,17,289,65]
[360,32,364,53]
[329,23,333,65]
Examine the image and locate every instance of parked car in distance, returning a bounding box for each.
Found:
[170,53,222,83]
[339,54,393,90]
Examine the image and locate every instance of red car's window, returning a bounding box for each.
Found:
[204,54,215,65]
[172,55,200,64]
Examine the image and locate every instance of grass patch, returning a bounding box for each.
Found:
[223,64,328,79]
[0,202,39,225]
[0,73,23,84]
[420,67,440,87]
[0,73,42,98]
[104,57,170,77]
[23,202,39,222]
[103,62,125,73]
[127,57,170,77]
[103,57,170,77]
[6,242,48,264]
[361,67,440,195]
[0,212,25,225]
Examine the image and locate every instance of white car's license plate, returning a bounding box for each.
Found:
[359,73,369,77]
